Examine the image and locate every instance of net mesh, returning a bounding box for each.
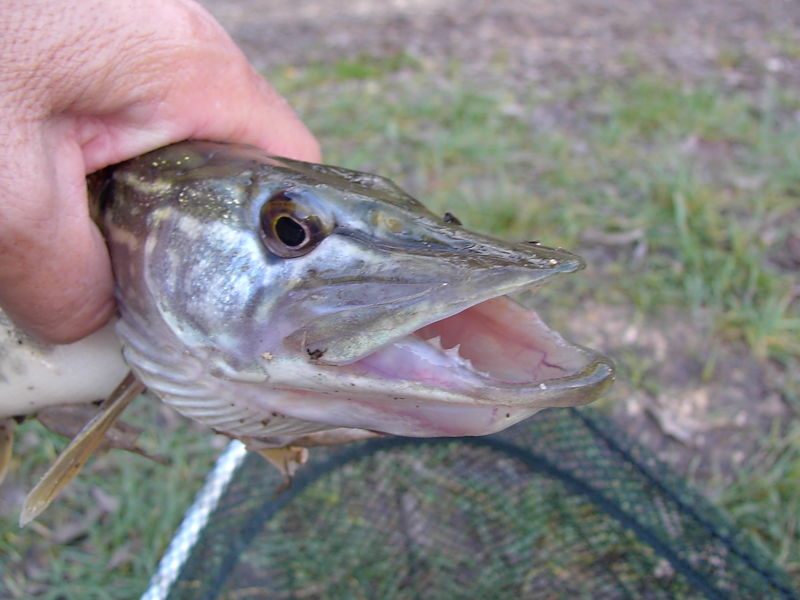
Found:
[157,407,798,599]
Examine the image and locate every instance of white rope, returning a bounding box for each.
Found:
[140,440,248,600]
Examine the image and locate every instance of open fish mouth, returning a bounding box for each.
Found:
[357,296,609,395]
[292,294,614,438]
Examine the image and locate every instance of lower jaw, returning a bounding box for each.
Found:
[342,395,538,438]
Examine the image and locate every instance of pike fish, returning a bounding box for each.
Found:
[1,141,614,522]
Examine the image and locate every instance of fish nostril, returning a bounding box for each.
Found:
[443,212,462,226]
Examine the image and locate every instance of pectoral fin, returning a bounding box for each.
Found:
[0,418,14,486]
[37,405,168,465]
[20,372,144,526]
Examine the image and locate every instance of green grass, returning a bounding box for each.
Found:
[707,420,800,575]
[280,58,800,580]
[2,55,799,594]
[0,399,217,599]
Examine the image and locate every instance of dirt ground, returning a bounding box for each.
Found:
[201,0,800,91]
[198,0,800,480]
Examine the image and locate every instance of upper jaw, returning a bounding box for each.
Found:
[276,237,586,366]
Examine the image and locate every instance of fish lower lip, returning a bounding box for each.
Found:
[349,295,608,395]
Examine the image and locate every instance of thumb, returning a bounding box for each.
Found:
[0,122,115,343]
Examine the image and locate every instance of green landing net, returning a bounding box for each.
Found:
[143,408,798,600]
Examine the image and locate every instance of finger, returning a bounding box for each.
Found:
[75,2,321,172]
[0,122,115,343]
[190,67,322,164]
[167,1,322,163]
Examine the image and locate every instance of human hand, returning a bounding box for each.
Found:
[0,0,320,343]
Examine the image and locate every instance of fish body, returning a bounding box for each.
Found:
[0,316,127,416]
[1,141,613,446]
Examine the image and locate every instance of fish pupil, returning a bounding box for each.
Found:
[274,215,307,247]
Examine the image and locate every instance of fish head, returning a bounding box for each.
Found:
[102,141,614,440]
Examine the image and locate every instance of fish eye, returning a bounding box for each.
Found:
[273,215,307,247]
[260,190,329,258]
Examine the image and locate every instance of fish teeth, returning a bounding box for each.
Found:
[457,354,492,377]
[443,344,462,358]
[427,336,443,350]
[425,337,476,368]
[426,336,463,358]
[468,362,494,378]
